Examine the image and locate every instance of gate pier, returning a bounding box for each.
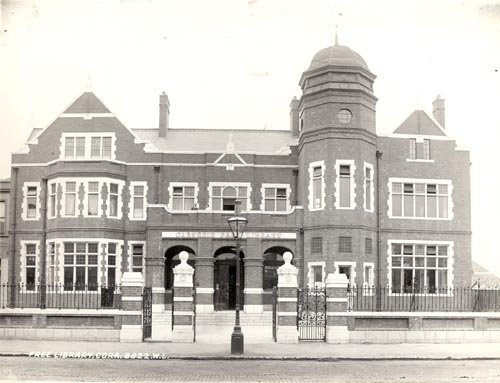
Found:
[325,272,349,343]
[276,252,299,343]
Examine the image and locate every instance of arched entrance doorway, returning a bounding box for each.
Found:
[164,246,195,305]
[263,247,294,308]
[214,246,244,311]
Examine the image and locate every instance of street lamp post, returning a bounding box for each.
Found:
[227,211,248,355]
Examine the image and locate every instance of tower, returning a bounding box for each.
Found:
[297,38,379,287]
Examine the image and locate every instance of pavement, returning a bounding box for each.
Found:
[0,339,500,360]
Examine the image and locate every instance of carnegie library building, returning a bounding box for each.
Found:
[1,39,482,344]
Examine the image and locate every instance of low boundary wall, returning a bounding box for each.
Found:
[333,312,500,343]
[0,308,138,341]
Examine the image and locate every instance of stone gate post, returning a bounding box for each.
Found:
[276,251,299,343]
[172,251,195,342]
[120,272,144,342]
[325,272,350,343]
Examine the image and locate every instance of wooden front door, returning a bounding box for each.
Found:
[214,258,244,310]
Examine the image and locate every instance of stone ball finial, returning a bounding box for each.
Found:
[179,251,189,264]
[283,251,293,265]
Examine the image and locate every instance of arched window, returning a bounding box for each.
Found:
[263,247,294,290]
[164,246,195,290]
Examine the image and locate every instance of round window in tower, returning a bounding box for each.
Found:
[337,109,352,124]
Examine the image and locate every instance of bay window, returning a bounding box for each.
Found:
[63,242,99,291]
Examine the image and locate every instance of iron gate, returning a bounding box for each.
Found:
[142,287,152,340]
[297,287,326,341]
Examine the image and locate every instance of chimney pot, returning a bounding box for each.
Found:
[432,95,445,128]
[159,92,170,137]
[290,97,300,137]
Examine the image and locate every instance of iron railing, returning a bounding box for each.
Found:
[348,286,500,312]
[0,284,122,310]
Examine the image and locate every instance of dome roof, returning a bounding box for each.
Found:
[308,42,370,72]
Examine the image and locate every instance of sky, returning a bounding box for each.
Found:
[1,0,499,276]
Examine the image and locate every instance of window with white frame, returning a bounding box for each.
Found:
[130,243,145,274]
[0,201,5,234]
[108,183,119,217]
[25,243,37,290]
[64,136,86,159]
[390,242,452,293]
[47,242,56,286]
[423,139,431,160]
[390,179,452,219]
[209,183,250,212]
[87,181,100,216]
[307,262,325,288]
[61,133,115,161]
[129,182,148,220]
[49,183,56,218]
[308,161,325,211]
[335,160,355,209]
[90,136,112,159]
[363,262,374,287]
[409,138,416,160]
[107,243,117,286]
[63,242,99,291]
[169,183,197,211]
[22,182,40,220]
[262,184,289,212]
[64,181,78,216]
[27,186,38,218]
[364,163,374,212]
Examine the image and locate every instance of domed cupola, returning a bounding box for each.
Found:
[308,38,370,72]
[298,36,377,135]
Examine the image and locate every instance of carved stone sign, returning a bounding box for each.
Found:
[162,231,296,240]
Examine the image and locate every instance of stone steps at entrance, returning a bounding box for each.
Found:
[195,311,274,343]
[196,311,272,325]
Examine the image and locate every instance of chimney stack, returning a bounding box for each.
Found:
[290,97,300,137]
[432,95,445,128]
[159,92,170,137]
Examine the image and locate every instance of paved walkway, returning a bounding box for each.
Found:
[1,339,500,360]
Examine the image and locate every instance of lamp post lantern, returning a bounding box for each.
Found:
[227,210,248,354]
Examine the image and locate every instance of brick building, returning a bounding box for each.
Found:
[6,40,471,315]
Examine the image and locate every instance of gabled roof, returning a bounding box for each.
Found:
[63,92,110,114]
[472,261,500,288]
[393,110,446,136]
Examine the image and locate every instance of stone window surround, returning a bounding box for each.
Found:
[334,159,356,210]
[387,177,453,220]
[128,181,148,221]
[386,239,454,295]
[167,182,199,212]
[206,181,253,212]
[363,162,374,213]
[308,160,325,211]
[307,261,326,288]
[128,241,146,278]
[21,182,41,221]
[260,183,291,214]
[60,132,117,161]
[20,240,40,291]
